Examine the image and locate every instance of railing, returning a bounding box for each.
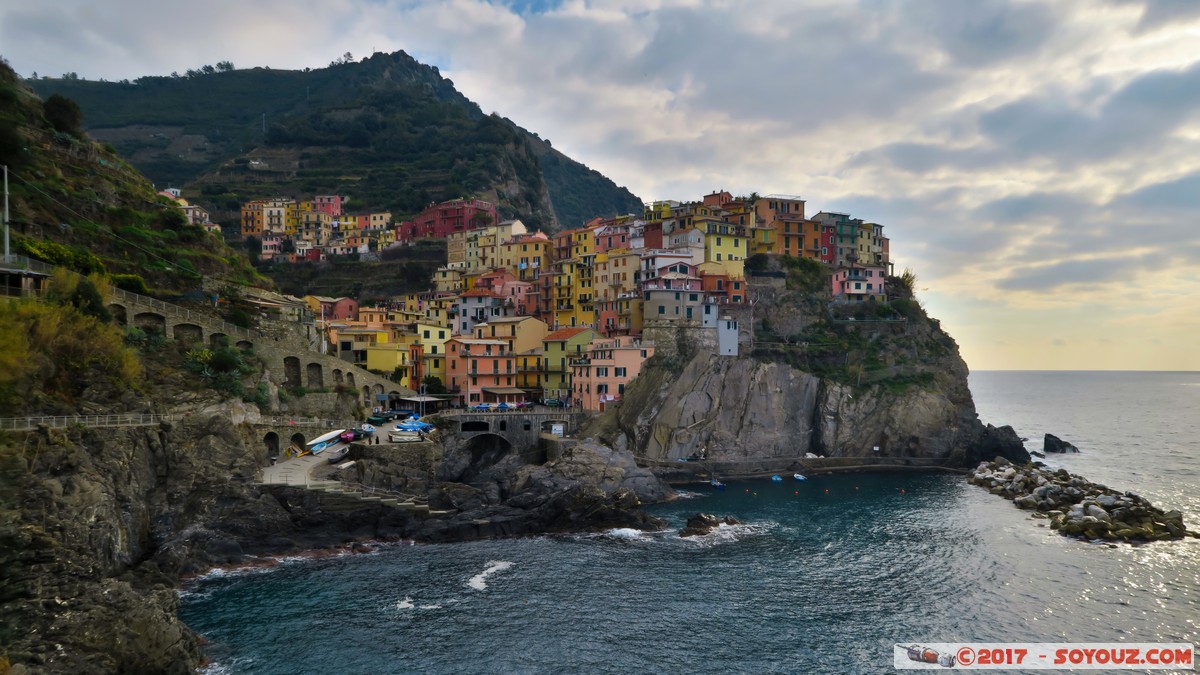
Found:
[0,414,174,430]
[0,254,55,274]
[255,416,348,428]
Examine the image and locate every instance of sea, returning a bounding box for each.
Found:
[180,371,1200,674]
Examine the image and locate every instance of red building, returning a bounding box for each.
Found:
[396,198,497,242]
[314,195,346,217]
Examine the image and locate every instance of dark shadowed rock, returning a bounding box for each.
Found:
[679,513,743,537]
[1044,434,1080,453]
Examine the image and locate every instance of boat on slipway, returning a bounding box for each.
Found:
[306,429,347,455]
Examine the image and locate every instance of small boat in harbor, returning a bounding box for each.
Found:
[710,478,726,490]
[325,445,351,464]
[771,475,783,482]
[388,430,423,443]
[793,473,807,481]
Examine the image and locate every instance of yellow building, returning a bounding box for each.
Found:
[542,326,598,402]
[698,219,747,278]
[499,232,550,282]
[473,316,549,355]
[416,321,452,387]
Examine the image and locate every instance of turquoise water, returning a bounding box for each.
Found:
[181,372,1200,673]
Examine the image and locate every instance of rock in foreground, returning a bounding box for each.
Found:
[1044,433,1080,453]
[679,513,743,537]
[968,458,1197,543]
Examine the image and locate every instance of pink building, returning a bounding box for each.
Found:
[570,335,655,411]
[445,337,522,406]
[261,234,283,261]
[831,264,887,302]
[396,198,497,242]
[314,195,346,217]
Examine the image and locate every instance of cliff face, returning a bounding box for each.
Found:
[599,352,997,465]
[592,271,1026,470]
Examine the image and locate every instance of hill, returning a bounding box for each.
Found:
[0,58,265,294]
[29,51,644,231]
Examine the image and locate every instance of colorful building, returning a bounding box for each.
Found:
[571,335,655,411]
[542,327,598,403]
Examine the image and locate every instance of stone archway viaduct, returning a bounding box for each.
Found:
[107,288,413,406]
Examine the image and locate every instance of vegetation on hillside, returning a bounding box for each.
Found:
[0,276,141,415]
[0,57,267,294]
[29,50,643,231]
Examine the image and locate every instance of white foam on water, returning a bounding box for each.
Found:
[418,604,441,610]
[467,560,514,590]
[604,527,647,540]
[679,521,774,548]
[674,490,705,499]
[396,596,415,610]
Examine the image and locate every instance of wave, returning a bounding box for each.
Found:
[677,521,775,547]
[604,527,650,540]
[396,596,415,610]
[468,560,513,591]
[674,490,705,499]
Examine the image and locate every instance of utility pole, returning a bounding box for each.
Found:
[3,164,9,262]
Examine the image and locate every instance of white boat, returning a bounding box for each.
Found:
[793,473,807,481]
[307,429,347,447]
[388,430,423,443]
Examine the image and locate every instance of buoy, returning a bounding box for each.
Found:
[824,489,829,493]
[901,489,906,494]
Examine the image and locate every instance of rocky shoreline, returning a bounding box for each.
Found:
[968,457,1199,543]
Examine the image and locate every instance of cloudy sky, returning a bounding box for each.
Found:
[3,0,1199,371]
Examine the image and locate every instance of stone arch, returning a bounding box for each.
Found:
[209,332,229,349]
[362,386,370,404]
[173,323,203,344]
[460,433,514,482]
[108,304,128,326]
[288,432,306,457]
[523,420,532,431]
[498,420,508,432]
[306,362,324,389]
[346,372,356,388]
[284,357,301,388]
[263,432,280,459]
[373,384,384,396]
[133,312,166,336]
[236,339,253,350]
[461,420,490,433]
[541,419,569,433]
[333,369,344,385]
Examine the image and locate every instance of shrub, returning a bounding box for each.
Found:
[110,274,149,294]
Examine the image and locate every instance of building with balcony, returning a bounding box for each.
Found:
[831,264,887,302]
[571,335,655,411]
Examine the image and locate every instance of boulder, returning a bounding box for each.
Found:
[679,513,742,537]
[1044,433,1080,453]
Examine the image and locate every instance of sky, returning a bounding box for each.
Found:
[2,0,1199,371]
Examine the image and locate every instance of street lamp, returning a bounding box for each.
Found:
[420,383,427,419]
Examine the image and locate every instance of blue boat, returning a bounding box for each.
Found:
[710,478,726,491]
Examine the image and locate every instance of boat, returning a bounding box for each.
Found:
[308,439,337,454]
[339,430,356,443]
[388,430,424,443]
[359,424,376,434]
[325,445,351,464]
[710,478,726,490]
[307,429,346,447]
[771,475,783,482]
[793,473,807,481]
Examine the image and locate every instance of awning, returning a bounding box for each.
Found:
[399,395,444,402]
[482,387,528,395]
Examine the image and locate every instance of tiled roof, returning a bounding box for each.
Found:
[544,327,592,341]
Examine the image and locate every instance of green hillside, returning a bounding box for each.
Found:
[0,58,265,294]
[29,51,643,230]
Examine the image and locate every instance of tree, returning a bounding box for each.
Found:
[215,60,234,72]
[201,64,216,75]
[44,94,84,137]
[422,375,447,395]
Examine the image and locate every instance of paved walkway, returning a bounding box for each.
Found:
[260,448,344,486]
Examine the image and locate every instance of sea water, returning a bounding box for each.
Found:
[180,372,1200,673]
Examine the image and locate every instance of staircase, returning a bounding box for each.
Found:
[259,454,453,516]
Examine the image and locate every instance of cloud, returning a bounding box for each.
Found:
[4,0,1200,369]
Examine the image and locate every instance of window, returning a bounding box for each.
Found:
[597,367,609,377]
[689,293,698,302]
[716,253,722,261]
[658,306,665,315]
[615,367,627,377]
[423,330,430,338]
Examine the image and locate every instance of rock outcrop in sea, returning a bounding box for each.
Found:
[1043,433,1081,453]
[968,457,1198,543]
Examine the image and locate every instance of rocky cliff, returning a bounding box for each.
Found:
[0,405,669,673]
[590,266,1027,470]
